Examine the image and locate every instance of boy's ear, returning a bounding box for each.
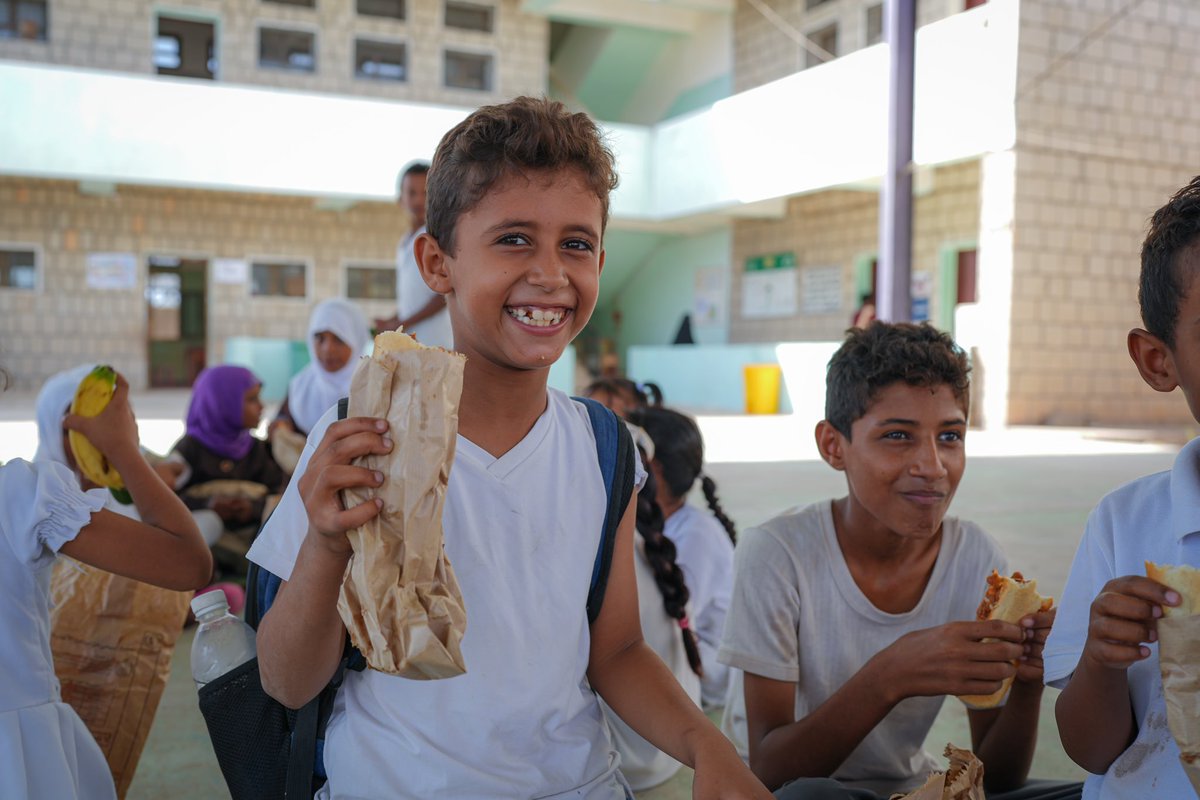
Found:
[414,232,452,295]
[815,419,848,472]
[598,248,605,277]
[1128,327,1179,393]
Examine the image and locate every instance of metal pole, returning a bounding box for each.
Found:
[877,0,915,322]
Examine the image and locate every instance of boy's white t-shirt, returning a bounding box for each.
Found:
[1043,436,1200,800]
[248,389,643,800]
[717,500,1007,797]
[664,503,734,708]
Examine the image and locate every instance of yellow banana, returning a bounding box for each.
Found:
[68,365,132,504]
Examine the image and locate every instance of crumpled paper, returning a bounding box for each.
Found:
[1158,615,1200,795]
[890,745,986,800]
[337,347,468,679]
[49,558,191,798]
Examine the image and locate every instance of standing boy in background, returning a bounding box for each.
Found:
[719,322,1079,800]
[375,161,454,350]
[1047,176,1200,799]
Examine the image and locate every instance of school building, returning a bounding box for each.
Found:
[2,0,1199,427]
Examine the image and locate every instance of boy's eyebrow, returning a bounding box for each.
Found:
[874,417,967,427]
[484,219,600,239]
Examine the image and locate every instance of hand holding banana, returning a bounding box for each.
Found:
[64,366,141,504]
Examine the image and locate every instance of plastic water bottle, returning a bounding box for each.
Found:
[190,590,257,689]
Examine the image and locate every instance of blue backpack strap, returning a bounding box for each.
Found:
[573,397,636,624]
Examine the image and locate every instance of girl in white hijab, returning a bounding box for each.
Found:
[274,298,371,437]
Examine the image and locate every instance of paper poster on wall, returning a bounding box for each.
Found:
[911,270,933,322]
[693,267,728,328]
[85,252,137,290]
[741,267,797,319]
[213,258,249,285]
[800,266,843,314]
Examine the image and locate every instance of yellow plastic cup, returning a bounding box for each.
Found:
[743,363,782,415]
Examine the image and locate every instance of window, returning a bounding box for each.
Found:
[346,265,397,300]
[866,4,883,46]
[0,248,37,290]
[444,49,492,91]
[357,0,404,20]
[251,260,307,297]
[355,38,406,81]
[805,23,837,69]
[805,0,833,9]
[259,27,315,72]
[265,0,315,6]
[445,1,493,33]
[965,0,988,8]
[956,249,978,304]
[156,17,216,79]
[0,0,47,40]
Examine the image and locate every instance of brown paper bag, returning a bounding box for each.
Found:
[49,558,192,799]
[1158,615,1200,795]
[338,345,469,679]
[890,745,986,800]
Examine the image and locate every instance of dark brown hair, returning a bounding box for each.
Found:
[825,322,970,439]
[1140,175,1200,348]
[425,96,618,254]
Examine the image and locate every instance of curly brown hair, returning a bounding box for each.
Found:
[425,96,619,255]
[825,322,970,438]
[1140,175,1200,349]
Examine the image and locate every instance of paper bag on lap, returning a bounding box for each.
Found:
[890,745,985,800]
[338,332,468,679]
[1146,561,1200,795]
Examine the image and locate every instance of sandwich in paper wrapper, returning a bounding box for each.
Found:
[338,331,468,679]
[890,745,985,800]
[1145,560,1200,795]
[959,570,1053,710]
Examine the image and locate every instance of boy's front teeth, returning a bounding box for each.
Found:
[508,307,565,327]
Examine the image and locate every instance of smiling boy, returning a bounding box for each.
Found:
[249,98,769,799]
[719,323,1080,800]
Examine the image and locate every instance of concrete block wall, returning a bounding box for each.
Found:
[732,0,957,93]
[1007,0,1200,425]
[0,177,400,390]
[728,160,981,344]
[0,0,547,104]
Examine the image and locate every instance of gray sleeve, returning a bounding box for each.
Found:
[717,527,803,683]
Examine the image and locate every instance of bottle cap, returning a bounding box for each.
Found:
[190,588,231,617]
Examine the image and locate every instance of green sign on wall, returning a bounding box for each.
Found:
[744,251,797,272]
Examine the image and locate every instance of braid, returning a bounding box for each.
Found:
[636,450,703,676]
[700,474,737,545]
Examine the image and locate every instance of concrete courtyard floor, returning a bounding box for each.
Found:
[0,389,1184,798]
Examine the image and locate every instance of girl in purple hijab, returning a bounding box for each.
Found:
[161,366,287,534]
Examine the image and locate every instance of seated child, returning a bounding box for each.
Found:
[0,367,210,800]
[249,96,769,799]
[600,427,703,791]
[1047,176,1200,799]
[719,322,1080,800]
[161,365,287,533]
[584,377,662,419]
[630,406,735,709]
[272,298,370,438]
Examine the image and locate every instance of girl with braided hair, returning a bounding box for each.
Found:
[600,427,702,791]
[628,407,736,709]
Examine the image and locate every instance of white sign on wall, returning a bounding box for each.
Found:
[800,265,843,314]
[85,252,137,290]
[741,268,797,319]
[693,267,728,328]
[213,258,249,284]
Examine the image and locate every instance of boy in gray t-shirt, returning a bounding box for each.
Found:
[718,323,1080,800]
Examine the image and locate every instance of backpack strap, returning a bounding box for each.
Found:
[573,397,637,624]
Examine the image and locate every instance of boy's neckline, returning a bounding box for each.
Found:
[824,497,946,617]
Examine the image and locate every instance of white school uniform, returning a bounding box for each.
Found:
[0,459,116,800]
[664,503,734,708]
[248,389,645,799]
[1043,436,1200,800]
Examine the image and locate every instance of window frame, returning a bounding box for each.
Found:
[0,242,42,293]
[356,0,405,21]
[443,0,495,33]
[353,35,409,83]
[0,0,49,42]
[865,3,883,47]
[442,46,495,92]
[247,255,311,300]
[804,21,838,69]
[262,0,316,8]
[257,22,319,74]
[342,259,398,302]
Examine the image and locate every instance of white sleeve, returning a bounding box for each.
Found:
[0,459,105,567]
[1043,506,1114,688]
[162,451,192,490]
[246,406,339,581]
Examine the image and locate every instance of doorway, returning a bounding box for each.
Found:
[147,255,207,388]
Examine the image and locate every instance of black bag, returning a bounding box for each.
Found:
[198,397,635,799]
